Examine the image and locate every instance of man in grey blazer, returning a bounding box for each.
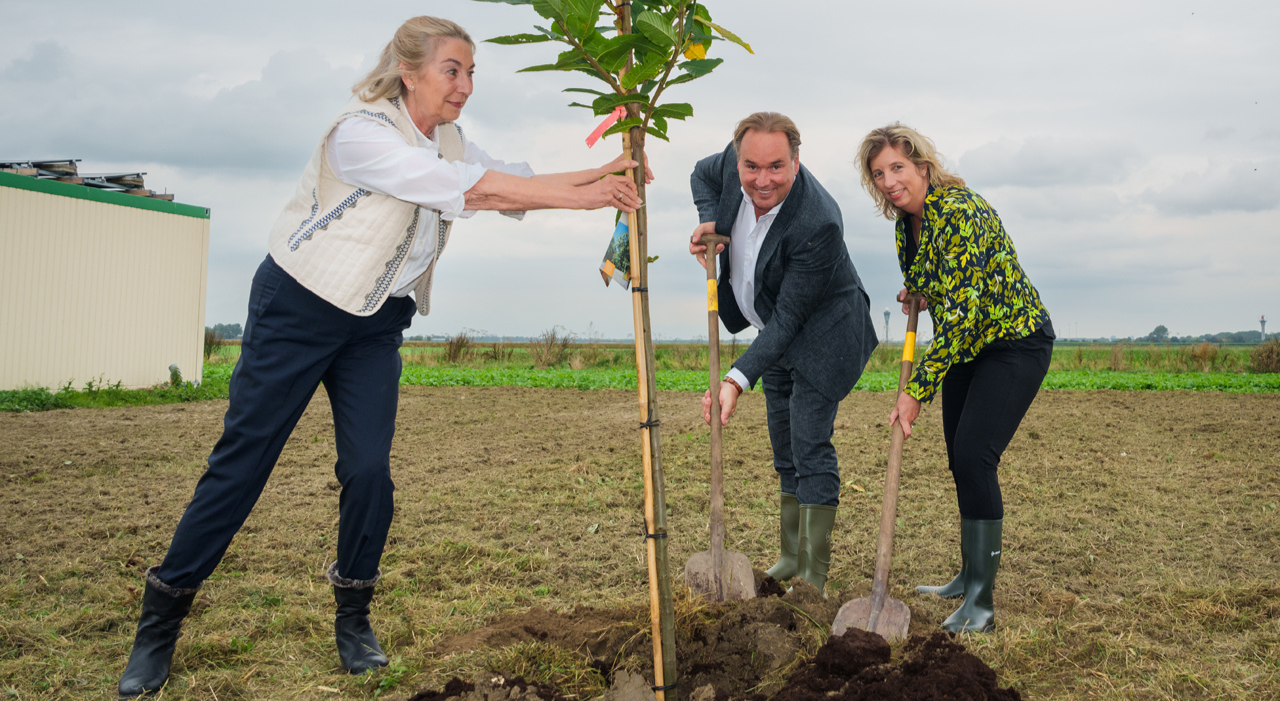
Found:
[689,112,878,594]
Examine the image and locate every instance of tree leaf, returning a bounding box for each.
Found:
[646,114,670,142]
[602,116,643,138]
[621,53,666,90]
[635,10,678,48]
[563,87,607,96]
[567,102,595,109]
[560,0,602,39]
[485,33,554,45]
[553,48,592,70]
[645,125,670,141]
[693,16,753,54]
[651,102,693,120]
[663,72,701,87]
[532,0,566,22]
[591,92,650,115]
[472,0,534,4]
[533,24,562,39]
[596,34,660,74]
[677,58,722,77]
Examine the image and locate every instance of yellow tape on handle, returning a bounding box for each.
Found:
[903,332,916,362]
[707,280,718,311]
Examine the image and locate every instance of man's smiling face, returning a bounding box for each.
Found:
[737,129,798,214]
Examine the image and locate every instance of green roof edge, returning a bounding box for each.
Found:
[0,171,210,219]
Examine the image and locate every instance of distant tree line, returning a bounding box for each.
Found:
[1142,325,1264,344]
[205,323,243,340]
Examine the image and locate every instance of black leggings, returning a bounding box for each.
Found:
[941,325,1054,520]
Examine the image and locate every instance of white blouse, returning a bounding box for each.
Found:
[326,117,535,297]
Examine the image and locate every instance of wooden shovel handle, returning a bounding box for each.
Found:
[703,233,730,599]
[867,295,920,630]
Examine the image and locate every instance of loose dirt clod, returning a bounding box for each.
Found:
[406,676,565,701]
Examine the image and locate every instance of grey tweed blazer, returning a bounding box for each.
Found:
[691,142,878,401]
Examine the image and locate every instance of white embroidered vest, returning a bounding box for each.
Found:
[266,95,463,317]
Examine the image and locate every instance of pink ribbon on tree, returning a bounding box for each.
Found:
[586,106,628,148]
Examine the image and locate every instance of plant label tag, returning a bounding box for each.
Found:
[586,106,627,148]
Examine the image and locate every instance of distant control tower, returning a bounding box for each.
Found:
[884,308,891,343]
[1263,315,1267,341]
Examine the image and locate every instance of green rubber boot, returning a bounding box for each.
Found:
[916,523,967,599]
[794,505,838,596]
[942,519,1001,633]
[764,493,800,581]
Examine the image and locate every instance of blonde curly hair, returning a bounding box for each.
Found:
[856,122,965,220]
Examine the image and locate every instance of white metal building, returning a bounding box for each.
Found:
[0,171,211,390]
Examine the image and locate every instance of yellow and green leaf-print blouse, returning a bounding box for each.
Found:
[897,186,1050,403]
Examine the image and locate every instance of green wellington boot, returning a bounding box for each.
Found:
[764,493,800,581]
[916,523,967,599]
[942,519,1002,633]
[794,505,838,595]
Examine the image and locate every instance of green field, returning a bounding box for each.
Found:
[2,341,1278,413]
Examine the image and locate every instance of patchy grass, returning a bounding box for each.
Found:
[7,341,1279,414]
[0,373,233,413]
[1,388,1277,699]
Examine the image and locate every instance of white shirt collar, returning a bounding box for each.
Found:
[739,186,787,220]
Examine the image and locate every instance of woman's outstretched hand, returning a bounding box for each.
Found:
[602,152,654,184]
[579,174,643,212]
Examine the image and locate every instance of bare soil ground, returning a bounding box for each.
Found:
[1,388,1277,700]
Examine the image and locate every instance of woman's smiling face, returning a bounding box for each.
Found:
[402,37,474,133]
[869,144,930,216]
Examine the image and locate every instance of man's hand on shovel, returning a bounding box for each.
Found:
[689,222,726,270]
[702,383,739,427]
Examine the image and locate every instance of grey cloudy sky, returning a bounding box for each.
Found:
[2,0,1277,342]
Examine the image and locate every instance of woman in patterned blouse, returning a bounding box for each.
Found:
[856,122,1055,633]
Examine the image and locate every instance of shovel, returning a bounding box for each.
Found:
[832,294,921,641]
[684,233,756,602]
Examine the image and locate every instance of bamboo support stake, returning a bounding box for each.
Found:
[622,130,678,701]
[616,2,676,696]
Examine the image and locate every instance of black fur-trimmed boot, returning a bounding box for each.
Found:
[118,566,200,698]
[328,563,388,674]
[942,519,1001,633]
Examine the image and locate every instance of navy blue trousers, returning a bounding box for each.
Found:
[762,364,842,507]
[941,325,1054,520]
[157,255,416,589]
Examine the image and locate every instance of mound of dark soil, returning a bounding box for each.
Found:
[764,628,1021,701]
[678,579,839,696]
[419,575,1018,701]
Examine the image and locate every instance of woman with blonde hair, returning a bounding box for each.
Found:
[118,16,650,697]
[857,123,1054,633]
